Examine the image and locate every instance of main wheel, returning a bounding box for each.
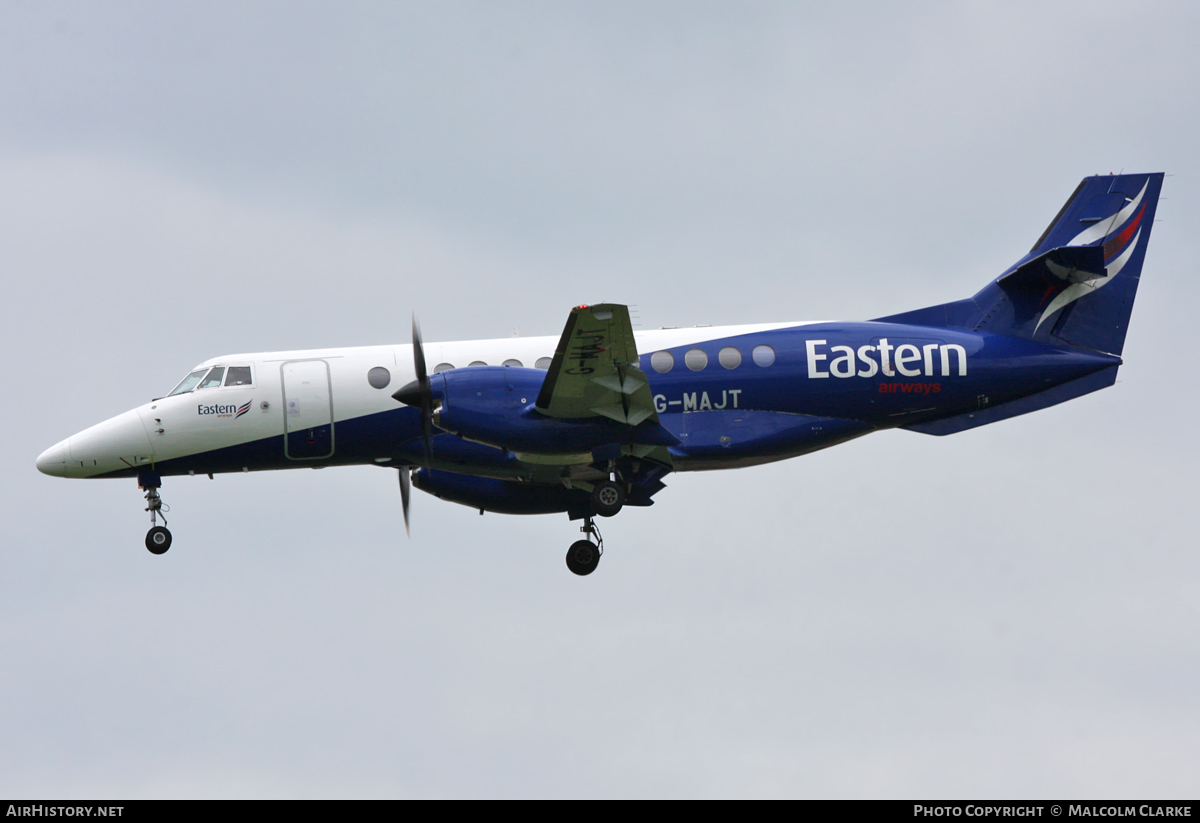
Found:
[566,540,600,576]
[591,480,625,517]
[146,526,172,555]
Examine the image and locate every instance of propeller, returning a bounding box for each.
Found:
[399,466,412,536]
[392,314,436,536]
[392,314,435,466]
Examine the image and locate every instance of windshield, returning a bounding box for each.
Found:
[197,367,225,389]
[168,369,208,396]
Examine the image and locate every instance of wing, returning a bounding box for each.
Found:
[536,303,654,424]
[535,303,673,467]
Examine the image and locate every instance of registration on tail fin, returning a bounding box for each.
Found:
[878,172,1163,356]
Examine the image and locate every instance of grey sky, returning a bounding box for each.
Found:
[3,1,1199,797]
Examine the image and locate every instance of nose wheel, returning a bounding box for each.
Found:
[565,517,603,576]
[139,474,172,555]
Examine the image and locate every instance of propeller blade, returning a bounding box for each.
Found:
[399,467,412,536]
[412,314,433,465]
[412,314,427,387]
[393,313,436,467]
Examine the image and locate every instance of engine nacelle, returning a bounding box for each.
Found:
[428,366,673,456]
[412,468,589,517]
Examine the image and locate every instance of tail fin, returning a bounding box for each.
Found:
[876,173,1163,356]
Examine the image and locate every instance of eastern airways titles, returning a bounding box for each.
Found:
[650,338,968,413]
[806,338,967,379]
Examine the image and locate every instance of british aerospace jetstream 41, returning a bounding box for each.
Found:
[37,173,1163,575]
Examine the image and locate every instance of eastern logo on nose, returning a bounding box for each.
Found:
[198,399,254,419]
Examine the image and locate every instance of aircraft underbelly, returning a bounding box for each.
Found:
[667,409,874,470]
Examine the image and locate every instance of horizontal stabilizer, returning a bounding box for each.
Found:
[997,244,1106,289]
[902,365,1118,436]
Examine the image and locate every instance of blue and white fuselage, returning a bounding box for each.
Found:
[34,321,1118,480]
[35,172,1163,574]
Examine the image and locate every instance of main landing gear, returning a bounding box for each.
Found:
[566,475,627,576]
[566,517,603,576]
[139,473,172,555]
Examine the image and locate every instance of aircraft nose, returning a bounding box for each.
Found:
[37,409,155,478]
[36,440,69,477]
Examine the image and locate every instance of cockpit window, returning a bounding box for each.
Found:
[168,370,208,396]
[198,367,226,389]
[225,366,252,386]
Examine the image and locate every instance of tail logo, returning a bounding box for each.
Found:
[1034,180,1148,332]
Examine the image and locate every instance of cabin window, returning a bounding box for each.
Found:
[468,361,487,367]
[502,359,523,368]
[433,363,454,373]
[535,357,552,370]
[197,367,226,389]
[650,351,674,373]
[168,370,208,396]
[684,349,708,371]
[718,347,742,369]
[752,345,776,367]
[367,367,391,389]
[225,366,253,386]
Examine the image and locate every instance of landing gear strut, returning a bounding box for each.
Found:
[566,517,603,576]
[140,474,172,555]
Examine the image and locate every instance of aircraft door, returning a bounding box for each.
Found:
[281,360,335,460]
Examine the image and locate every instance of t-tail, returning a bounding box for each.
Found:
[877,172,1164,357]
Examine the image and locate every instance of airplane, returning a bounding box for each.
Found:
[36,172,1163,575]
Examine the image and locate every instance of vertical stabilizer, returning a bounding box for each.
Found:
[876,173,1163,356]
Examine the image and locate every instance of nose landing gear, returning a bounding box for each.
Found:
[139,472,172,555]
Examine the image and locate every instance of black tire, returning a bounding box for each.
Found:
[146,526,172,555]
[565,540,600,576]
[591,481,625,518]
